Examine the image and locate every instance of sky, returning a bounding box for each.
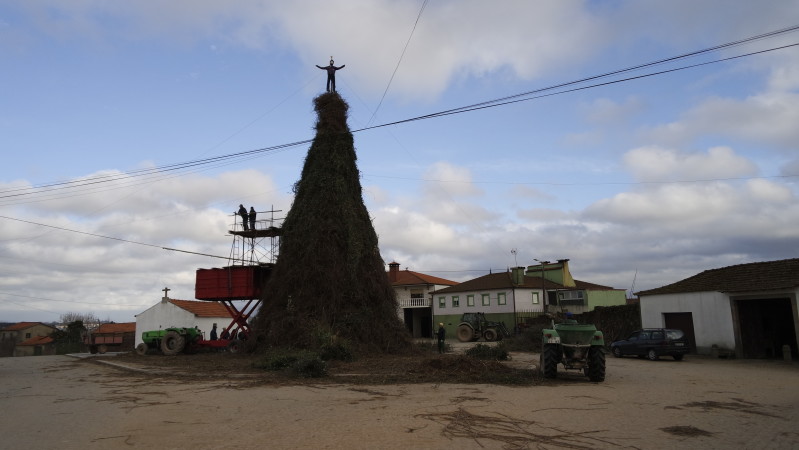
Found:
[1,1,799,324]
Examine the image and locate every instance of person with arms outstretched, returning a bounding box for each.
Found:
[316,57,345,92]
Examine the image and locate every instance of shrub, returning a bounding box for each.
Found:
[466,343,509,361]
[290,355,327,378]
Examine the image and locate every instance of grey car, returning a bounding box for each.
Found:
[610,328,689,361]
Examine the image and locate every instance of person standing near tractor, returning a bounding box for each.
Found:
[437,323,446,354]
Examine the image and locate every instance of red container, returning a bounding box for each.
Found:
[195,265,272,300]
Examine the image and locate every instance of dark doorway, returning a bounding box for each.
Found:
[736,298,797,359]
[403,309,414,334]
[664,312,697,353]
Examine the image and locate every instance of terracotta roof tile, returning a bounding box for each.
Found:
[18,335,54,346]
[169,299,233,318]
[432,272,618,295]
[1,322,48,332]
[389,270,457,286]
[95,322,136,334]
[637,258,799,296]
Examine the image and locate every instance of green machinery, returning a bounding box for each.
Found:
[135,327,203,356]
[540,319,606,382]
[456,312,511,342]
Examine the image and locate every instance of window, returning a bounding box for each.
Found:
[452,296,460,307]
[25,333,31,339]
[438,296,446,308]
[557,290,585,305]
[532,292,540,304]
[498,292,506,305]
[482,293,490,306]
[467,295,475,306]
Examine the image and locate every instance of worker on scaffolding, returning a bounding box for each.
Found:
[249,206,256,231]
[238,204,249,231]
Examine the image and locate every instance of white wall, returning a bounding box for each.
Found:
[640,291,736,353]
[433,288,519,315]
[134,300,228,346]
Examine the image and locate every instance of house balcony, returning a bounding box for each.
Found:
[399,298,431,308]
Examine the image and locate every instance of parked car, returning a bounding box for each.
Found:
[610,328,689,361]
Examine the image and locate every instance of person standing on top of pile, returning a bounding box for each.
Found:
[316,57,345,92]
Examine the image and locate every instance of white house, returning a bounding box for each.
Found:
[636,258,799,358]
[432,262,626,338]
[387,261,457,338]
[135,295,233,346]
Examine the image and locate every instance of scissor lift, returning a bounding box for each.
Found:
[192,208,282,352]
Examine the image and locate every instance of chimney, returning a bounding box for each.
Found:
[388,261,400,283]
[511,267,525,285]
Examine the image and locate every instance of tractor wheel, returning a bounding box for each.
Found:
[456,324,474,343]
[483,328,498,342]
[540,345,559,379]
[227,339,245,354]
[587,347,606,382]
[161,331,186,356]
[98,344,108,354]
[135,343,149,356]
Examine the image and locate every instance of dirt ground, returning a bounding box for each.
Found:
[1,347,798,449]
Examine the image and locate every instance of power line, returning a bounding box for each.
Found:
[3,25,798,204]
[367,0,429,127]
[0,215,229,260]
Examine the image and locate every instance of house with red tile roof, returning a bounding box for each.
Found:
[0,322,58,357]
[135,294,233,347]
[15,335,55,357]
[387,262,457,338]
[432,260,625,339]
[636,258,799,358]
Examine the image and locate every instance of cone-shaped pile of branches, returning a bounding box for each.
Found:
[252,93,410,354]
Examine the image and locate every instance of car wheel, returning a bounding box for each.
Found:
[612,347,622,358]
[672,354,684,361]
[647,348,659,361]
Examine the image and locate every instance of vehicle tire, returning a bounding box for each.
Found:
[672,354,684,361]
[541,345,559,379]
[587,347,606,382]
[647,348,659,361]
[135,343,149,356]
[161,331,186,356]
[612,346,622,358]
[89,345,98,354]
[483,329,498,342]
[227,339,245,354]
[97,344,108,354]
[456,324,474,342]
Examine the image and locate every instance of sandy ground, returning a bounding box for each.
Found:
[1,350,798,449]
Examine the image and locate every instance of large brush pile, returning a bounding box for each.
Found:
[252,93,410,354]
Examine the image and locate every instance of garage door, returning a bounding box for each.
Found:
[664,312,696,353]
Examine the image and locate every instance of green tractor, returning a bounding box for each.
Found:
[540,317,606,382]
[456,312,511,342]
[135,327,202,356]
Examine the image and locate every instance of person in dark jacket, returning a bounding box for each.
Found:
[210,323,218,341]
[437,323,446,354]
[249,206,256,231]
[316,58,346,92]
[238,204,249,231]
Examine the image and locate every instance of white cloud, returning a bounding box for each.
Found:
[623,146,758,182]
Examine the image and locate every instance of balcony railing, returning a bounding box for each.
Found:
[399,297,431,308]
